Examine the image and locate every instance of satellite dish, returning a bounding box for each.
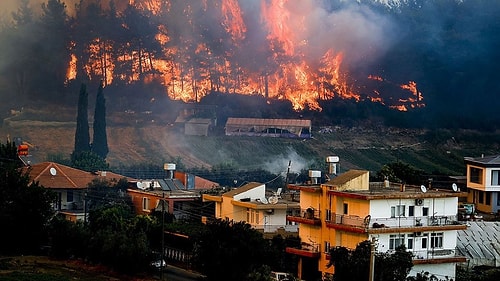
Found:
[260,197,269,204]
[49,167,57,176]
[420,185,427,193]
[137,181,147,190]
[268,196,278,204]
[452,183,458,192]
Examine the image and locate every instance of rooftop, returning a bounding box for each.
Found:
[329,182,467,200]
[24,162,132,189]
[457,221,500,267]
[464,154,500,166]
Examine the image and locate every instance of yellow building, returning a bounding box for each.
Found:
[203,182,300,235]
[287,170,467,281]
[464,155,500,214]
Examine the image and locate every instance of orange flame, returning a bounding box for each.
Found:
[65,0,425,112]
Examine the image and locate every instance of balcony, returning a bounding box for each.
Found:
[286,241,321,258]
[411,249,467,264]
[326,214,466,233]
[286,208,321,226]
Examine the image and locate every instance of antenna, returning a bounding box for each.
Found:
[260,197,269,204]
[452,183,458,192]
[49,167,57,176]
[420,185,427,193]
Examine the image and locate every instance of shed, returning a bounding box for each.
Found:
[225,118,311,138]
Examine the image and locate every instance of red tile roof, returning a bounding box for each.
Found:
[23,162,131,189]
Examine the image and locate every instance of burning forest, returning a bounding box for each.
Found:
[1,0,500,129]
[67,0,424,111]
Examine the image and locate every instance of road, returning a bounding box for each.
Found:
[157,265,205,281]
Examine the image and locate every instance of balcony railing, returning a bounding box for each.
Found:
[326,213,464,232]
[411,249,456,260]
[370,215,460,228]
[285,241,321,258]
[286,208,321,226]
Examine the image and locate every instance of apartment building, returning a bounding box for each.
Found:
[286,169,467,281]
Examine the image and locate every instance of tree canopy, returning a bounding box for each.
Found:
[0,142,55,255]
[328,240,413,281]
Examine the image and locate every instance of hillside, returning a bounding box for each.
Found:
[2,107,500,176]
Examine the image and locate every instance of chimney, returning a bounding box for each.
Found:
[309,170,321,184]
[164,163,176,179]
[326,156,339,178]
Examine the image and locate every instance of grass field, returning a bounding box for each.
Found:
[2,107,500,176]
[0,256,153,281]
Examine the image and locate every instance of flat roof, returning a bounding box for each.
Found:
[226,118,311,127]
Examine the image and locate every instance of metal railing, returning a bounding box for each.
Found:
[329,214,461,229]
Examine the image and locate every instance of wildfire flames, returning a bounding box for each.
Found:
[67,0,425,111]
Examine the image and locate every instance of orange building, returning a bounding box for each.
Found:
[464,155,500,214]
[202,182,300,235]
[287,170,467,281]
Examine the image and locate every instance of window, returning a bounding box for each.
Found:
[389,234,405,250]
[142,197,149,210]
[408,206,415,217]
[407,234,414,250]
[421,234,428,249]
[486,192,491,206]
[391,205,405,218]
[479,191,484,204]
[470,167,483,184]
[247,208,250,222]
[324,241,331,253]
[492,170,500,185]
[325,209,332,221]
[343,203,348,215]
[422,207,429,216]
[66,190,73,202]
[430,233,443,248]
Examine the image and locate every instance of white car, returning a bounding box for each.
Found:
[151,259,166,269]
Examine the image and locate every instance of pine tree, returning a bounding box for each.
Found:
[92,81,109,159]
[73,83,90,155]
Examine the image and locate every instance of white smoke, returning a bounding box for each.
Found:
[263,147,313,175]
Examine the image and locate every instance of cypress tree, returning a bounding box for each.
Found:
[92,81,109,159]
[73,83,90,154]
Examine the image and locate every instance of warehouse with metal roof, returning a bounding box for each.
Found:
[225,118,312,138]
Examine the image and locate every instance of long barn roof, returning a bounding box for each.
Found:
[226,118,311,127]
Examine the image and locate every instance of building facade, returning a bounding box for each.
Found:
[464,155,500,214]
[287,170,467,281]
[202,182,300,235]
[25,162,131,221]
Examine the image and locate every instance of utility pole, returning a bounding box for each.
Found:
[284,160,291,191]
[160,193,165,280]
[368,237,376,281]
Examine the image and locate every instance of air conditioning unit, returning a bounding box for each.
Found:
[415,198,424,206]
[414,232,422,237]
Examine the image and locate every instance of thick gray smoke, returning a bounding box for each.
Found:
[238,0,397,71]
